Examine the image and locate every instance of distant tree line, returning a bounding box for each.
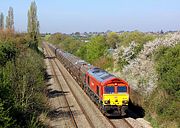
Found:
[48,31,155,70]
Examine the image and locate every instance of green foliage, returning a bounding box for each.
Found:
[75,44,87,60]
[44,34,51,41]
[117,49,129,70]
[146,114,160,128]
[119,31,155,59]
[49,32,155,71]
[119,31,155,47]
[13,48,45,108]
[0,34,46,127]
[85,35,108,63]
[49,33,111,69]
[60,37,80,53]
[0,42,17,66]
[118,57,129,70]
[106,32,119,49]
[0,103,15,128]
[48,33,84,54]
[48,33,67,44]
[93,56,114,70]
[154,44,180,96]
[145,44,180,128]
[27,114,44,128]
[117,31,156,70]
[76,35,111,69]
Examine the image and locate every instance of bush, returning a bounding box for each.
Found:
[119,31,155,47]
[154,44,180,96]
[119,31,155,59]
[0,102,15,128]
[75,44,87,60]
[145,44,180,128]
[93,56,114,70]
[48,33,84,54]
[118,57,129,70]
[86,35,108,63]
[0,42,17,66]
[116,32,156,70]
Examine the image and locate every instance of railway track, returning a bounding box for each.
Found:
[110,118,134,128]
[44,42,139,128]
[123,119,134,128]
[45,44,78,128]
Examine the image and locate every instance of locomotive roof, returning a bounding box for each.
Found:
[88,68,115,82]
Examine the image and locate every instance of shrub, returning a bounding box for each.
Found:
[119,31,155,47]
[76,35,108,64]
[75,44,87,60]
[93,56,114,70]
[154,44,180,96]
[0,42,17,66]
[145,44,180,127]
[86,35,108,63]
[0,35,47,127]
[0,102,15,128]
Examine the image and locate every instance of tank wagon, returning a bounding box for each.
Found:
[46,43,130,116]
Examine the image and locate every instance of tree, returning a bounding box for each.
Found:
[86,35,108,63]
[0,12,4,30]
[27,1,40,48]
[106,32,119,49]
[75,32,80,36]
[6,7,14,30]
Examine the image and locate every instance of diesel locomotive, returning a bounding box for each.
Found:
[45,42,130,116]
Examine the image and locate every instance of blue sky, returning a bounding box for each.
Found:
[0,0,180,33]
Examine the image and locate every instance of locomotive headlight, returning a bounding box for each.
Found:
[122,100,128,105]
[104,100,110,104]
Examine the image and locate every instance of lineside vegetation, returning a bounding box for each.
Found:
[145,44,180,128]
[47,31,155,70]
[0,32,47,128]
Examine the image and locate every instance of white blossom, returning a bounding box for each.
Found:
[112,32,180,95]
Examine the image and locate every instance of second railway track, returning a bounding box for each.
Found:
[45,44,78,128]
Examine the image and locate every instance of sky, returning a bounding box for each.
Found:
[0,0,180,33]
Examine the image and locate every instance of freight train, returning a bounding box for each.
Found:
[45,42,130,116]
